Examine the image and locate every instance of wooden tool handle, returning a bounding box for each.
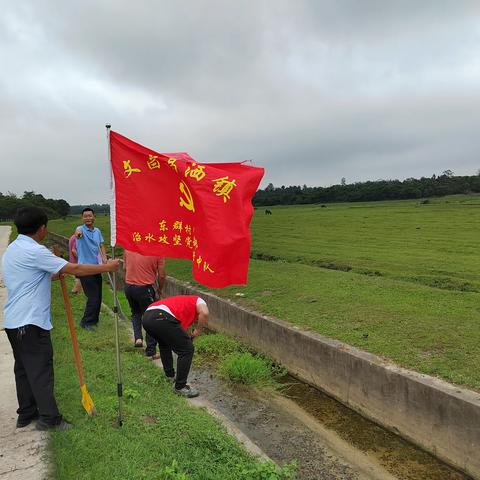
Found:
[52,244,86,387]
[59,275,86,386]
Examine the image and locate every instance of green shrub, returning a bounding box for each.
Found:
[219,352,286,386]
[195,333,245,359]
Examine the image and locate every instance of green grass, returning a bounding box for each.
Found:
[250,195,480,292]
[194,333,246,360]
[194,333,286,387]
[49,278,294,479]
[47,215,112,246]
[218,352,285,386]
[47,195,480,390]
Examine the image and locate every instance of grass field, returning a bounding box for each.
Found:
[49,194,480,390]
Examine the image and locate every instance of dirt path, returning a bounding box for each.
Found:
[0,226,49,480]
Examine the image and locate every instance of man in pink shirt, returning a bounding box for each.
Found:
[123,250,166,358]
[142,295,209,398]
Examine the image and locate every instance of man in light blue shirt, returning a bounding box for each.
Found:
[75,207,107,329]
[2,206,119,430]
[3,236,68,330]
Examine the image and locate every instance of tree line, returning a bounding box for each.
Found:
[253,171,480,206]
[0,191,70,221]
[69,204,110,215]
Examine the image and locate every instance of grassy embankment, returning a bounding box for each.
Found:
[50,195,480,389]
[48,279,294,479]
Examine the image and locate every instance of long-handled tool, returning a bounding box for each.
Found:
[57,266,97,416]
[106,124,124,427]
[59,275,96,415]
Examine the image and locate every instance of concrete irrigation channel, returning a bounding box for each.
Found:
[180,365,470,480]
[103,274,474,479]
[163,277,480,480]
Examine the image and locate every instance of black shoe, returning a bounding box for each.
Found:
[36,419,73,431]
[16,411,39,428]
[174,385,199,398]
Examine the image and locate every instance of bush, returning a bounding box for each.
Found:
[219,352,286,386]
[195,333,245,359]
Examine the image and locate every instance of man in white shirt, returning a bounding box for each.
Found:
[2,207,119,430]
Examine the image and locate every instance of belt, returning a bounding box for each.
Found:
[146,305,173,316]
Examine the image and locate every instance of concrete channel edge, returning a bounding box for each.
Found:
[164,276,480,480]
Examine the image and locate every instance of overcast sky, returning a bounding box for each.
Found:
[2,1,480,204]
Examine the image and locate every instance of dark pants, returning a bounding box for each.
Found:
[142,310,194,389]
[79,274,102,327]
[5,326,62,426]
[124,283,158,355]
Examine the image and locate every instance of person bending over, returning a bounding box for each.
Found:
[142,295,209,398]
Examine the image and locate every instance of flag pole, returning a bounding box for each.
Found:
[106,123,123,427]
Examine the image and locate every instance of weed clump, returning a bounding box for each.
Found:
[195,333,245,360]
[219,352,286,386]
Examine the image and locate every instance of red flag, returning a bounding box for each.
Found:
[109,131,264,288]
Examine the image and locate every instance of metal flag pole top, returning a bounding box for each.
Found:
[106,123,123,427]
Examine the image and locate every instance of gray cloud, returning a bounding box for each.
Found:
[1,1,480,203]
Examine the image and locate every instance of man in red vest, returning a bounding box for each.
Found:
[142,295,209,398]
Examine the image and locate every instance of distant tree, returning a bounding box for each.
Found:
[341,177,346,186]
[265,183,274,192]
[252,172,480,207]
[54,199,70,218]
[0,191,69,220]
[69,203,110,215]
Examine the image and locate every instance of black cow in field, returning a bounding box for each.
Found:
[265,209,272,215]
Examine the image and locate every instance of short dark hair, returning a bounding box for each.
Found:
[14,206,48,235]
[82,207,95,215]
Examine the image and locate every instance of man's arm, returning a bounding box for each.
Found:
[191,304,209,339]
[60,259,120,277]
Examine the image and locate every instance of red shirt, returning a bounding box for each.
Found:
[148,295,200,329]
[124,250,164,286]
